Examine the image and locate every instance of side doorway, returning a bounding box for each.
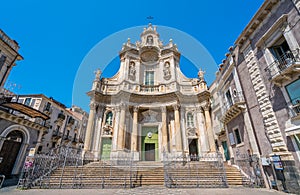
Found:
[0,130,23,176]
[222,141,230,161]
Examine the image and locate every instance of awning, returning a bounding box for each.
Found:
[0,102,50,120]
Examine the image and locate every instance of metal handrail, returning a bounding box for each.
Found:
[265,49,300,79]
[223,91,245,112]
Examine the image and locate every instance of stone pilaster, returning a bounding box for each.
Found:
[173,104,182,152]
[131,106,139,151]
[161,106,168,153]
[117,103,126,150]
[112,106,120,151]
[84,101,97,151]
[203,104,216,152]
[93,105,104,159]
[196,107,209,153]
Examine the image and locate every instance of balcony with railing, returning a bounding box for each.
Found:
[56,112,65,122]
[221,91,246,124]
[140,85,159,93]
[43,105,52,115]
[265,49,300,86]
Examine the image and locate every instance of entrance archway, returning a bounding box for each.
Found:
[0,131,23,175]
[188,139,199,161]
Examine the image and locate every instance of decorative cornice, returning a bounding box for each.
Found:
[0,110,47,131]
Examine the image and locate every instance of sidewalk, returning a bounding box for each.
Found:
[0,186,290,195]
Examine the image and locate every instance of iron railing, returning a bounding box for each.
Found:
[287,97,300,118]
[163,152,227,188]
[234,152,265,188]
[265,49,300,79]
[140,85,159,93]
[223,91,245,113]
[17,146,135,189]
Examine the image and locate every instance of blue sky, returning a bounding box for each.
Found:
[1,0,264,111]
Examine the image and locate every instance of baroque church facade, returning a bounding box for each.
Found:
[84,24,216,161]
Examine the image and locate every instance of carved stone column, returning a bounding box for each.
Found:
[196,107,209,153]
[203,104,216,152]
[173,104,182,152]
[84,101,97,151]
[117,104,126,150]
[112,106,120,151]
[93,105,104,157]
[131,106,139,151]
[161,106,168,153]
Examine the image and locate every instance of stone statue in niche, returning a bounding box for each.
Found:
[147,35,153,45]
[163,62,171,80]
[128,61,136,81]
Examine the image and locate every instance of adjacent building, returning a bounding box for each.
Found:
[15,94,88,153]
[212,0,300,192]
[0,30,49,180]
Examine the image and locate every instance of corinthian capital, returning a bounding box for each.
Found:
[89,101,97,110]
[161,106,166,113]
[133,106,139,113]
[203,101,211,111]
[172,104,180,111]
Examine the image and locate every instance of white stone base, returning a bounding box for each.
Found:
[131,151,140,161]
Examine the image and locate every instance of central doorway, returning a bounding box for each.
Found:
[141,126,158,161]
[101,138,112,160]
[188,139,199,161]
[145,143,155,161]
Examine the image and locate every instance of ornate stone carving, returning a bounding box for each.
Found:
[196,107,203,113]
[172,104,180,111]
[102,125,113,136]
[141,110,158,123]
[163,62,171,80]
[133,106,139,113]
[187,127,197,137]
[203,101,211,111]
[141,50,159,63]
[161,106,166,113]
[120,103,126,110]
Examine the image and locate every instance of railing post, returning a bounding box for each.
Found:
[59,146,68,189]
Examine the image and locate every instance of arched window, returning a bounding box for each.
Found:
[187,112,194,127]
[105,112,113,126]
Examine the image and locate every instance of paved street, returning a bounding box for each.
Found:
[0,186,290,195]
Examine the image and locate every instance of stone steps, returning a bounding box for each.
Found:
[36,161,246,188]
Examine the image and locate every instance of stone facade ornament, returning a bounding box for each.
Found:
[142,110,158,123]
